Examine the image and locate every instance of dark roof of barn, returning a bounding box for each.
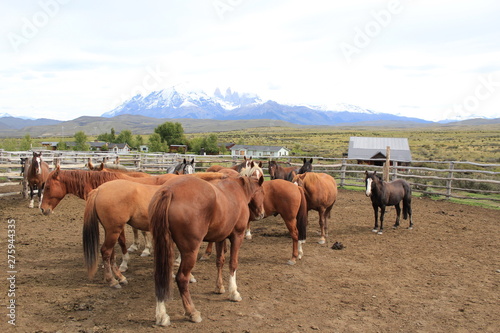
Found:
[347,137,412,162]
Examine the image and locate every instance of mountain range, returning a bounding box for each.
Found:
[1,87,499,138]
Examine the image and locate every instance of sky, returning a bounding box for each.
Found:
[1,0,500,121]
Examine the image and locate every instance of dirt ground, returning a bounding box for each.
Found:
[0,182,498,333]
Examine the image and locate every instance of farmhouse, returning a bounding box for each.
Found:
[230,144,290,157]
[107,143,131,154]
[347,137,412,166]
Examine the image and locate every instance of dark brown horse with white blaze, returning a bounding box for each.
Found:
[364,171,413,234]
[292,172,337,245]
[149,174,265,326]
[27,152,50,208]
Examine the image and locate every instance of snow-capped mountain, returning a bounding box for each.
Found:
[103,87,431,125]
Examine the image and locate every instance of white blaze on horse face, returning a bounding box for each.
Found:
[365,178,373,197]
[35,156,42,174]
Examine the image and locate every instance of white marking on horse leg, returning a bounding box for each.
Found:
[140,248,151,257]
[174,255,181,267]
[29,199,34,208]
[38,193,43,208]
[377,231,383,235]
[318,236,326,245]
[228,271,242,302]
[155,301,171,326]
[372,228,378,233]
[119,252,130,272]
[141,233,152,256]
[189,273,197,283]
[245,229,252,240]
[298,241,304,260]
[127,244,138,253]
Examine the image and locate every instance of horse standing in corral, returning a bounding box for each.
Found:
[364,171,413,234]
[292,172,338,245]
[297,158,314,174]
[206,156,253,173]
[20,157,31,199]
[148,174,265,326]
[27,152,50,208]
[202,178,309,265]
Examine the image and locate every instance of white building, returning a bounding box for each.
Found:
[230,145,290,158]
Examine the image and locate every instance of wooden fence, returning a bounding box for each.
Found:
[1,150,499,203]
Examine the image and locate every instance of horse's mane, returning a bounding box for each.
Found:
[56,169,123,198]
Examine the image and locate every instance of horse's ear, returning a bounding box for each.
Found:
[98,163,104,171]
[183,158,187,164]
[303,158,306,163]
[309,158,313,163]
[373,171,377,175]
[258,175,264,186]
[190,159,195,165]
[258,161,263,167]
[250,161,255,168]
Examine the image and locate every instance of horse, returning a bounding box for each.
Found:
[202,178,309,265]
[27,152,50,208]
[147,174,264,326]
[239,160,264,179]
[292,172,338,245]
[268,160,298,181]
[81,172,231,287]
[297,158,313,174]
[364,171,413,234]
[20,157,31,199]
[206,156,252,173]
[40,168,178,259]
[166,158,195,174]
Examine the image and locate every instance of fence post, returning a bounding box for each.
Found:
[446,161,454,199]
[391,161,398,181]
[383,146,391,182]
[340,158,346,187]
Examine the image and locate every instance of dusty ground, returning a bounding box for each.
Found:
[0,182,499,333]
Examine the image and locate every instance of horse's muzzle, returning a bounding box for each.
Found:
[40,207,52,216]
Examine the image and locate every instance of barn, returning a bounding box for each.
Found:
[347,137,412,166]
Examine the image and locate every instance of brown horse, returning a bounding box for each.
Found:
[269,159,313,181]
[27,152,50,208]
[20,157,31,199]
[40,168,178,259]
[364,171,413,234]
[202,179,309,265]
[206,156,253,173]
[81,172,230,288]
[148,174,264,326]
[292,172,338,245]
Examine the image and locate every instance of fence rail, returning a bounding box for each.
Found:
[1,150,499,204]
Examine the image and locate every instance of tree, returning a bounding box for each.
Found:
[135,135,144,148]
[116,130,135,147]
[154,122,186,146]
[74,131,90,151]
[148,133,168,152]
[56,140,68,150]
[20,134,32,150]
[189,134,220,155]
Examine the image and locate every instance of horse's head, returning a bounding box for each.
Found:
[364,171,381,197]
[292,173,306,186]
[31,152,43,175]
[40,166,65,215]
[182,159,195,174]
[242,161,264,180]
[298,158,313,174]
[268,161,277,179]
[245,175,265,221]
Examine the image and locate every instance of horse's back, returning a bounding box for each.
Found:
[301,172,337,209]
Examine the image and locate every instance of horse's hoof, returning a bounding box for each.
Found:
[119,278,128,286]
[127,245,138,253]
[215,286,225,294]
[287,259,296,265]
[199,254,211,261]
[29,203,34,209]
[393,225,399,229]
[229,291,242,302]
[189,275,197,283]
[377,231,383,235]
[318,239,325,245]
[119,265,128,273]
[372,229,378,233]
[156,314,171,327]
[188,311,202,323]
[245,235,252,240]
[110,282,122,289]
[140,251,150,257]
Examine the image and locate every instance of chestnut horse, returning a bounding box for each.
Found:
[27,152,50,208]
[364,171,413,234]
[202,179,309,265]
[148,174,264,326]
[206,156,252,173]
[292,172,338,245]
[40,168,178,259]
[81,172,229,287]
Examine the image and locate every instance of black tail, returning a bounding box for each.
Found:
[149,188,175,302]
[296,187,308,241]
[83,189,100,279]
[402,181,412,220]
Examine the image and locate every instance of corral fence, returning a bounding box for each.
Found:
[1,150,499,204]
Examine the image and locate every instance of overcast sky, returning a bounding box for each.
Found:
[1,0,499,121]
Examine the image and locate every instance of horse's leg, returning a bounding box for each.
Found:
[318,209,326,245]
[176,245,202,323]
[245,221,252,240]
[117,231,130,272]
[408,204,413,229]
[372,203,379,233]
[128,228,140,253]
[378,206,386,235]
[227,233,245,302]
[110,247,128,286]
[140,231,152,257]
[393,203,401,228]
[101,232,126,288]
[37,184,44,209]
[199,242,213,261]
[28,185,35,208]
[214,240,226,294]
[283,217,299,265]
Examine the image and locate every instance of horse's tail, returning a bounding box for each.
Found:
[149,188,175,302]
[402,181,412,220]
[82,189,100,279]
[296,186,308,241]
